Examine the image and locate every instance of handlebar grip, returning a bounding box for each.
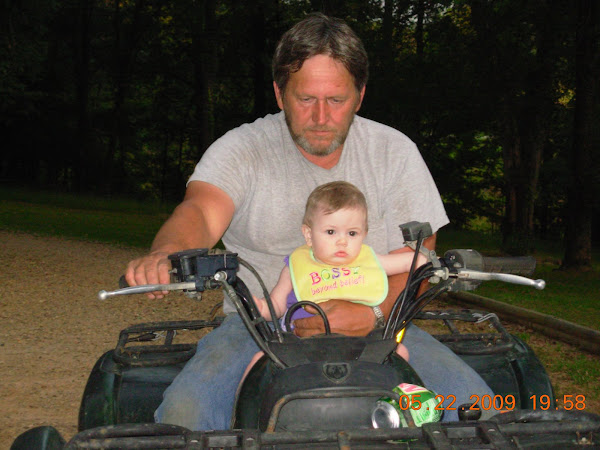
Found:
[119,275,129,289]
[481,256,536,277]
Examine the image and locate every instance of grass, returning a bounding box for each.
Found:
[0,186,173,248]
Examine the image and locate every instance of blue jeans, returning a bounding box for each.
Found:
[154,314,494,429]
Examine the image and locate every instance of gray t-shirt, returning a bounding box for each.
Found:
[189,112,448,313]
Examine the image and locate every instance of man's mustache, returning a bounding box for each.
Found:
[306,127,336,132]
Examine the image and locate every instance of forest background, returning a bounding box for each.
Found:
[1,0,598,266]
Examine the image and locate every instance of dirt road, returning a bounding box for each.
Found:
[0,231,221,447]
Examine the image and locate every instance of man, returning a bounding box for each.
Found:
[126,13,494,430]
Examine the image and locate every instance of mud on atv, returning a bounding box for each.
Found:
[11,222,600,449]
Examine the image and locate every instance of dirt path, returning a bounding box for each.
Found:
[0,231,222,447]
[1,231,598,447]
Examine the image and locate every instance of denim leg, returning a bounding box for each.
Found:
[403,323,495,421]
[154,313,259,430]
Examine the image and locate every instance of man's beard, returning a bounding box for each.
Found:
[284,113,354,157]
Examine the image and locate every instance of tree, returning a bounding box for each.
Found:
[562,0,599,269]
[469,0,569,254]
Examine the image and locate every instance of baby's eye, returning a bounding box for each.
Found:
[326,229,335,235]
[349,231,357,237]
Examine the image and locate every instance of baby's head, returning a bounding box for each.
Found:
[302,181,368,265]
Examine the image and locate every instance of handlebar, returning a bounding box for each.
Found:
[382,239,546,340]
[481,255,537,276]
[97,223,546,362]
[98,249,546,304]
[441,249,544,292]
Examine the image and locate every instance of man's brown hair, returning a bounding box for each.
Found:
[272,13,369,96]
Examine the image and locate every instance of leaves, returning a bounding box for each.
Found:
[0,0,594,255]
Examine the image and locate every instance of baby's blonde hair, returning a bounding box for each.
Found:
[303,181,368,229]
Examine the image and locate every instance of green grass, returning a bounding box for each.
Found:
[533,340,600,403]
[0,186,173,248]
[0,185,176,215]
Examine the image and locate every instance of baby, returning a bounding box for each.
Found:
[249,181,426,369]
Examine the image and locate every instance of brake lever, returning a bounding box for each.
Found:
[455,270,546,290]
[98,281,199,300]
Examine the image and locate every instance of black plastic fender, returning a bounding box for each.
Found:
[10,426,66,450]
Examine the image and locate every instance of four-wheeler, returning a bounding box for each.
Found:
[11,222,600,449]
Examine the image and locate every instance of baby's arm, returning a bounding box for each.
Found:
[377,250,427,276]
[254,266,292,320]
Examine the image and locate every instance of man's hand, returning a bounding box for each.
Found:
[292,300,376,337]
[125,251,172,299]
[123,181,235,300]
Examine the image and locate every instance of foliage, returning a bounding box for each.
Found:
[0,0,597,256]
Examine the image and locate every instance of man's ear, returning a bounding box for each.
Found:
[273,81,284,110]
[301,224,312,246]
[355,85,366,112]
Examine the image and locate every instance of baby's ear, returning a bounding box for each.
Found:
[301,224,312,246]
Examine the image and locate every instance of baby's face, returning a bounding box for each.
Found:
[302,207,367,266]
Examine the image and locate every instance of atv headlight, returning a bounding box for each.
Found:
[371,400,402,428]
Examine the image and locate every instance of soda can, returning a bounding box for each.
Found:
[371,383,442,428]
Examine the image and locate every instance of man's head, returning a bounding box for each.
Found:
[272,14,368,158]
[301,181,368,266]
[272,13,369,95]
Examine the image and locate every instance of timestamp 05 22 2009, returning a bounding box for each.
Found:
[429,394,587,412]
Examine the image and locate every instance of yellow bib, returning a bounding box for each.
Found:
[288,244,388,306]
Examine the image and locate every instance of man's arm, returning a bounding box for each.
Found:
[125,181,235,298]
[293,234,437,337]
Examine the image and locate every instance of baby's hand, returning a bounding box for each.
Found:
[253,296,269,317]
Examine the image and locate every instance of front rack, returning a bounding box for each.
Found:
[64,411,600,449]
[110,310,513,368]
[113,318,224,367]
[414,309,515,355]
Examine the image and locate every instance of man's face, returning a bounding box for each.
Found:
[274,54,365,157]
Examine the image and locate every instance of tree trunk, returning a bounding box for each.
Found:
[415,0,424,58]
[192,0,218,159]
[562,0,598,269]
[500,109,546,255]
[74,0,93,192]
[105,0,145,195]
[501,1,557,255]
[252,1,267,118]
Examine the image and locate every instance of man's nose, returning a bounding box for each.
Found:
[312,100,329,125]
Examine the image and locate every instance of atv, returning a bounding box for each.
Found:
[11,222,600,449]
